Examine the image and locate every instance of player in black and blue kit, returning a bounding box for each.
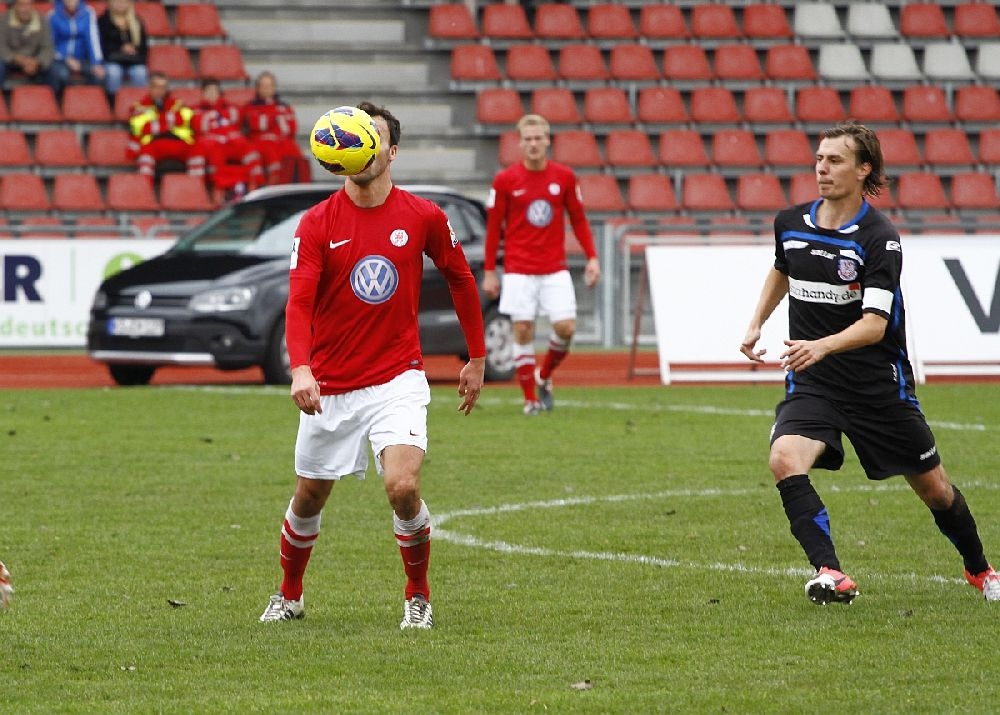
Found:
[741,121,999,605]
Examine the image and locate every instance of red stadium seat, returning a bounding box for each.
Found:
[713,43,764,82]
[789,172,819,205]
[743,5,792,41]
[587,4,636,41]
[736,173,787,212]
[897,172,949,211]
[530,87,581,125]
[627,173,679,213]
[902,85,953,125]
[10,84,61,122]
[223,87,255,107]
[878,128,922,169]
[690,4,741,40]
[558,44,609,83]
[765,44,817,82]
[712,129,763,169]
[198,45,248,82]
[62,85,113,123]
[175,3,225,39]
[658,130,709,167]
[662,45,713,83]
[638,5,688,42]
[950,172,1000,210]
[18,217,67,239]
[497,130,521,167]
[978,129,1000,165]
[689,87,740,124]
[106,173,160,212]
[159,174,215,212]
[609,44,660,82]
[506,44,558,83]
[954,3,1000,37]
[148,44,196,82]
[551,130,603,169]
[0,129,32,167]
[681,173,733,212]
[534,3,585,41]
[113,86,147,121]
[475,88,524,129]
[795,86,845,125]
[134,1,173,38]
[52,174,106,212]
[743,87,794,125]
[0,93,8,122]
[636,87,688,125]
[899,4,949,39]
[427,3,478,42]
[847,85,899,124]
[34,129,86,168]
[481,3,532,41]
[764,130,814,171]
[582,87,634,126]
[86,128,132,169]
[955,85,1000,124]
[605,130,657,171]
[450,45,501,83]
[924,128,976,167]
[576,173,626,213]
[0,173,50,211]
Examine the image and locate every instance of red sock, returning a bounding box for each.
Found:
[278,508,320,602]
[517,363,538,402]
[540,335,570,380]
[395,501,432,600]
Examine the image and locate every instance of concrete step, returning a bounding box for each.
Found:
[244,59,431,93]
[223,18,405,49]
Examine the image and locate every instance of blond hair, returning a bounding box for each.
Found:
[516,114,550,135]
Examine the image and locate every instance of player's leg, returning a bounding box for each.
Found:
[499,274,542,414]
[535,271,578,410]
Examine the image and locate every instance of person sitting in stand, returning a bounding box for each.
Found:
[191,76,264,202]
[97,0,148,98]
[127,71,206,185]
[0,0,56,90]
[47,0,105,97]
[242,70,308,185]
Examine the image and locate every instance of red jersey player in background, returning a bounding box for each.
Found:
[191,77,263,202]
[242,70,307,185]
[482,113,601,415]
[259,101,486,629]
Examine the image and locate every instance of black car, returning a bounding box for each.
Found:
[87,183,514,386]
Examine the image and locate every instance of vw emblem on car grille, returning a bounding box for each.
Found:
[134,290,153,309]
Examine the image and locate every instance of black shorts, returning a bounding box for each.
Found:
[770,392,942,480]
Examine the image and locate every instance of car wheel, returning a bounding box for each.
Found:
[108,364,156,386]
[262,316,291,385]
[483,305,515,382]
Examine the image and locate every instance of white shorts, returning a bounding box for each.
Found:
[294,369,430,480]
[498,271,577,323]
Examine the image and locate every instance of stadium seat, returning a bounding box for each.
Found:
[923,128,976,169]
[902,85,953,125]
[845,4,898,39]
[62,85,113,123]
[52,174,106,212]
[481,3,532,41]
[658,130,710,168]
[847,85,900,124]
[505,44,558,83]
[148,44,196,82]
[475,88,524,130]
[736,173,787,212]
[764,44,817,82]
[609,44,660,82]
[636,87,688,126]
[159,174,215,212]
[795,86,846,126]
[793,3,843,39]
[0,93,8,122]
[223,87,255,107]
[878,128,922,169]
[0,173,50,211]
[681,173,733,212]
[627,173,679,213]
[106,172,160,212]
[113,85,147,121]
[533,4,585,41]
[742,4,792,42]
[899,4,949,41]
[743,87,794,125]
[817,43,869,82]
[975,43,1000,82]
[764,129,814,172]
[870,43,922,83]
[950,172,1000,210]
[922,42,975,82]
[711,129,763,170]
[605,130,657,172]
[637,5,688,43]
[0,129,32,167]
[662,45,713,84]
[977,129,1000,165]
[576,173,626,213]
[713,43,764,83]
[955,84,1000,125]
[582,87,634,126]
[789,172,819,205]
[866,184,898,212]
[954,3,1000,38]
[897,172,950,211]
[171,87,201,109]
[34,129,87,168]
[18,217,67,239]
[426,3,478,43]
[134,1,173,39]
[689,87,740,124]
[587,4,636,42]
[551,130,603,169]
[175,3,225,40]
[558,44,609,84]
[529,87,581,125]
[449,45,501,84]
[690,4,741,41]
[497,130,521,167]
[198,45,248,82]
[86,128,132,169]
[10,85,61,123]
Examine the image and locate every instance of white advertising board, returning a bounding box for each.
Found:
[0,239,171,347]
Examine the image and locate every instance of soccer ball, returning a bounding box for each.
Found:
[309,106,381,176]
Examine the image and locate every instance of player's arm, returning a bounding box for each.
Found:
[566,178,600,287]
[781,312,887,373]
[741,267,789,362]
[286,217,323,415]
[482,183,507,299]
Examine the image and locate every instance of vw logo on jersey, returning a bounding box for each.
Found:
[526,199,553,227]
[351,255,399,305]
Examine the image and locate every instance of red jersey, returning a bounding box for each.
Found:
[192,99,243,143]
[242,97,297,141]
[286,187,486,395]
[484,161,597,275]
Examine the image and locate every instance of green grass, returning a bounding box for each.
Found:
[2,383,1000,713]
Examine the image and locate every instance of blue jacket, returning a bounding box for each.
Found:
[48,0,103,64]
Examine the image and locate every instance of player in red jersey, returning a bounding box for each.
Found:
[191,77,263,202]
[259,101,486,629]
[482,114,601,415]
[241,70,307,185]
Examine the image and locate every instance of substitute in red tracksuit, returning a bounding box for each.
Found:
[242,70,307,184]
[192,77,264,199]
[127,71,205,184]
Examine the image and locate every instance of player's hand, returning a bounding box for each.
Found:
[740,327,766,363]
[290,366,322,415]
[584,257,601,288]
[481,271,500,300]
[457,357,486,415]
[780,339,828,372]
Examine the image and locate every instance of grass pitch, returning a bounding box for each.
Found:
[2,382,999,713]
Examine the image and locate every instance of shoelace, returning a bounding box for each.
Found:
[405,599,429,623]
[263,595,291,620]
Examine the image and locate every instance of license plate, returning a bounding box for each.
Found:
[108,318,165,337]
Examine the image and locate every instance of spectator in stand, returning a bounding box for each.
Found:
[127,71,206,185]
[97,0,147,98]
[0,0,56,89]
[242,70,308,184]
[192,77,264,202]
[48,0,105,97]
